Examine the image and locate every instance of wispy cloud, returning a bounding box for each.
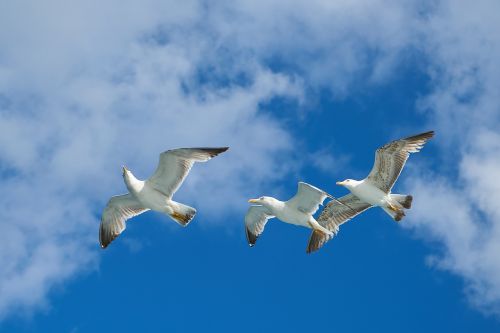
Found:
[403,0,500,315]
[0,1,302,318]
[1,0,500,320]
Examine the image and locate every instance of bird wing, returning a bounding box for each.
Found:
[146,147,228,198]
[99,194,149,249]
[366,131,434,193]
[286,182,329,215]
[245,205,274,247]
[306,194,372,253]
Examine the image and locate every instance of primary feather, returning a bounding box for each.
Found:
[367,131,434,193]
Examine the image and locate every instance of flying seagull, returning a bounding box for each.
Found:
[306,130,434,254]
[245,182,344,247]
[99,147,229,249]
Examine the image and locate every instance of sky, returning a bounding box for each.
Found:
[1,0,500,332]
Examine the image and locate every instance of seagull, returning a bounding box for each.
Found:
[306,130,434,253]
[244,182,345,247]
[99,147,229,249]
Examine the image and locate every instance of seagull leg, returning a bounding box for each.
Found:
[385,203,405,222]
[387,202,398,212]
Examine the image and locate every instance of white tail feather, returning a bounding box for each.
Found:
[169,201,197,226]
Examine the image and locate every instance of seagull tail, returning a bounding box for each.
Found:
[391,194,413,209]
[383,194,412,222]
[169,201,197,227]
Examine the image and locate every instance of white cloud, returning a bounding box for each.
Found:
[1,0,500,320]
[403,0,500,315]
[0,1,303,318]
[404,161,500,315]
[204,0,421,93]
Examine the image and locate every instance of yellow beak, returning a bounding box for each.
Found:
[122,165,128,173]
[248,199,259,204]
[336,181,345,186]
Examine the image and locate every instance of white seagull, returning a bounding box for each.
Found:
[306,130,434,253]
[245,182,346,247]
[99,147,229,248]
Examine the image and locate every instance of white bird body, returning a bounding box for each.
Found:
[259,198,317,228]
[124,172,174,215]
[99,147,229,249]
[343,179,391,208]
[244,182,335,247]
[277,207,313,227]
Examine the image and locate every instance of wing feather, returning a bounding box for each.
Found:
[146,147,228,198]
[245,206,274,247]
[306,194,372,253]
[99,194,149,249]
[286,182,328,215]
[366,131,434,193]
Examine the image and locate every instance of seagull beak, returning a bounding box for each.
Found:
[248,199,259,204]
[122,165,128,173]
[336,181,345,186]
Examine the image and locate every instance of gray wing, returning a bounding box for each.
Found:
[306,194,372,253]
[366,131,434,193]
[146,147,228,198]
[245,206,274,247]
[99,194,149,249]
[286,182,329,215]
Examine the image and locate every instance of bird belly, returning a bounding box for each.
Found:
[351,183,387,207]
[275,209,309,227]
[134,184,170,212]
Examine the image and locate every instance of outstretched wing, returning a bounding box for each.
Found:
[99,194,149,249]
[146,147,228,198]
[366,131,434,193]
[306,194,372,253]
[286,182,329,215]
[245,206,274,247]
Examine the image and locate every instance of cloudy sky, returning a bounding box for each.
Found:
[1,0,500,331]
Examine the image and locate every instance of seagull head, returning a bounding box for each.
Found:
[122,165,130,176]
[336,179,357,189]
[248,196,276,208]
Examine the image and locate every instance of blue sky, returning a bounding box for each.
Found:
[1,1,500,332]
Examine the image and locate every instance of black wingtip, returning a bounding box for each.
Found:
[408,130,435,141]
[99,223,116,249]
[99,226,107,249]
[245,227,258,247]
[200,147,229,157]
[99,236,110,249]
[99,236,111,249]
[214,147,229,154]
